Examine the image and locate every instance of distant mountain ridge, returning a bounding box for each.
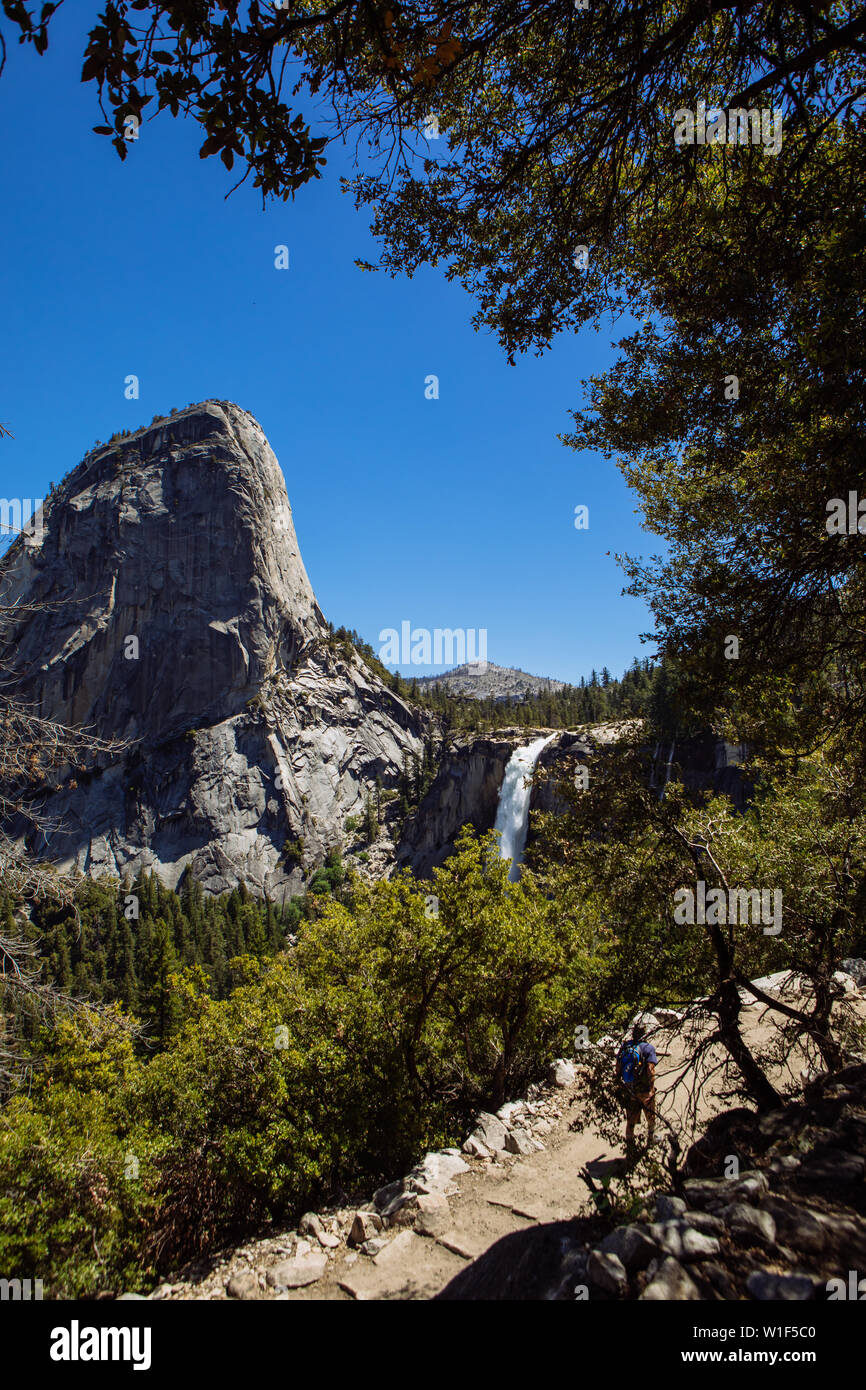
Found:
[414,663,566,703]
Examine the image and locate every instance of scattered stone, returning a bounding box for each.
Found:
[359,1237,387,1257]
[728,1170,770,1203]
[654,1007,685,1026]
[415,1193,451,1238]
[226,1271,261,1300]
[381,1191,419,1223]
[723,1203,777,1248]
[587,1249,628,1297]
[317,1231,341,1250]
[462,1135,493,1159]
[469,1112,509,1152]
[406,1150,469,1193]
[646,1220,720,1262]
[832,970,858,995]
[599,1224,659,1273]
[372,1179,403,1211]
[682,1210,725,1236]
[265,1251,327,1289]
[298,1212,324,1240]
[505,1128,534,1156]
[747,1271,816,1301]
[841,957,866,986]
[682,1178,726,1210]
[629,1011,661,1034]
[654,1194,687,1220]
[549,1058,577,1088]
[640,1257,700,1301]
[349,1211,384,1246]
[496,1100,527,1125]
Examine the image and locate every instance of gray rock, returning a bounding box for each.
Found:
[298,1212,324,1240]
[723,1203,777,1247]
[462,1134,493,1159]
[469,1112,509,1153]
[415,1193,452,1238]
[654,1194,687,1220]
[640,1257,700,1301]
[265,1251,327,1289]
[682,1178,726,1210]
[727,1170,770,1203]
[747,1271,816,1301]
[496,1101,527,1125]
[356,1237,384,1256]
[116,1293,147,1301]
[406,1150,469,1193]
[505,1128,534,1156]
[226,1271,261,1300]
[599,1224,659,1273]
[646,1220,720,1262]
[549,1058,577,1088]
[841,957,866,986]
[587,1249,629,1297]
[348,1211,384,1246]
[373,1179,404,1211]
[681,1210,725,1236]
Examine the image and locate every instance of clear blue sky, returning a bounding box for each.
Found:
[0,9,658,684]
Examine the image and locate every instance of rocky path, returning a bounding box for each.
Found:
[150,977,866,1303]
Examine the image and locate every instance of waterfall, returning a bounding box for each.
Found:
[494,734,557,882]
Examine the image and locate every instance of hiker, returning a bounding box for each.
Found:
[616,1022,657,1151]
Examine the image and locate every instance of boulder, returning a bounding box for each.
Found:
[833,969,858,995]
[722,1203,777,1248]
[406,1150,470,1194]
[841,957,866,986]
[549,1059,577,1088]
[653,1007,685,1026]
[639,1257,700,1301]
[587,1249,628,1297]
[298,1212,324,1240]
[599,1224,658,1273]
[348,1211,384,1246]
[226,1271,261,1300]
[505,1128,534,1156]
[415,1193,452,1238]
[462,1135,493,1159]
[654,1194,687,1220]
[265,1251,327,1289]
[497,1101,527,1125]
[629,1011,661,1034]
[468,1112,509,1153]
[646,1220,720,1262]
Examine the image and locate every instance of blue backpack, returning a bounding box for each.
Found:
[619,1042,647,1087]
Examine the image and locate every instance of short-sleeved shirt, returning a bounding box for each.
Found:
[617,1040,658,1086]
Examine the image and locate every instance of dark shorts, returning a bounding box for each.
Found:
[623,1086,656,1125]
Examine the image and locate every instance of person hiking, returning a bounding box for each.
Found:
[616,1022,657,1152]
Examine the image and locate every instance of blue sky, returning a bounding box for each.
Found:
[0,9,658,684]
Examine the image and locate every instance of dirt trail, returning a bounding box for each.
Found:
[157,990,863,1302]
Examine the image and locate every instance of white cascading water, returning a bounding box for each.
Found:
[494,733,557,881]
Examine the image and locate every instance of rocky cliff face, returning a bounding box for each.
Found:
[0,401,429,896]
